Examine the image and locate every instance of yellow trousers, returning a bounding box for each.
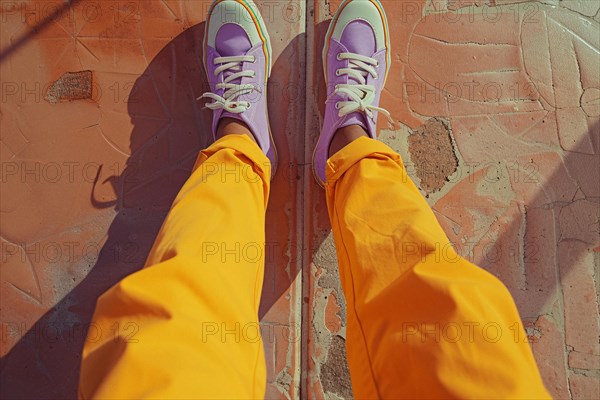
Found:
[79,135,550,399]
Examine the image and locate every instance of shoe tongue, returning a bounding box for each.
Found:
[339,20,375,87]
[340,20,376,56]
[216,23,252,56]
[338,21,375,128]
[215,24,252,84]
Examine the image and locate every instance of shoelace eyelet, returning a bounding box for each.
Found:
[335,69,341,76]
[335,103,341,110]
[336,54,343,61]
[252,56,257,63]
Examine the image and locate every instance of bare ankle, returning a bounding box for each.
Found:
[328,124,368,158]
[216,117,256,143]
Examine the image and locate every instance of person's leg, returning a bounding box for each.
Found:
[315,0,550,398]
[79,1,276,398]
[79,134,270,399]
[326,136,550,399]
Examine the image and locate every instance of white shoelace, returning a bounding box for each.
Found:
[198,55,257,113]
[333,52,394,125]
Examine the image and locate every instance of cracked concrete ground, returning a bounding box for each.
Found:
[1,0,599,399]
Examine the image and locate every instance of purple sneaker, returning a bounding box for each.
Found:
[312,0,393,187]
[200,0,277,177]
